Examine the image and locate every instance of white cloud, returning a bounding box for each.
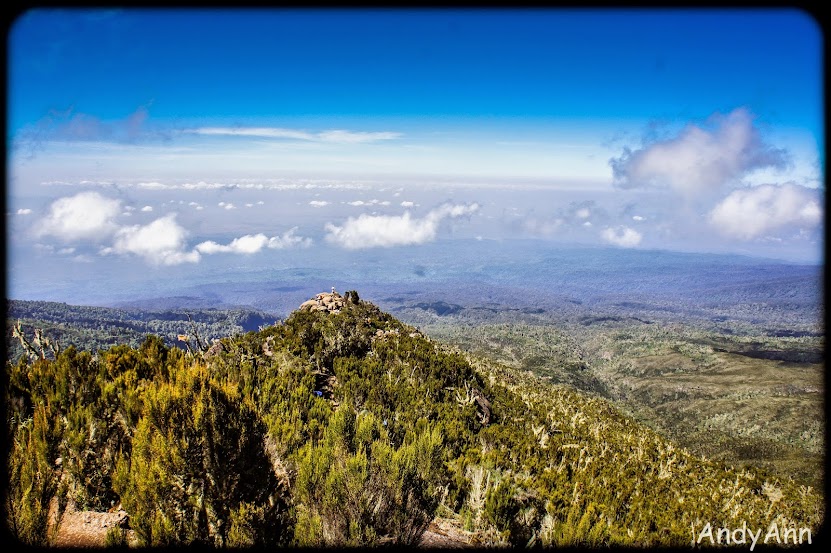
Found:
[632,215,645,221]
[400,201,416,207]
[325,203,479,249]
[575,208,591,219]
[217,202,236,210]
[195,227,312,255]
[196,234,269,255]
[44,178,374,192]
[186,127,314,140]
[140,205,153,212]
[317,130,402,143]
[309,200,329,207]
[348,200,366,206]
[601,226,642,248]
[610,108,790,197]
[16,208,32,215]
[58,247,75,255]
[267,227,312,249]
[184,127,401,143]
[106,214,200,265]
[37,191,121,241]
[708,183,822,240]
[136,181,168,190]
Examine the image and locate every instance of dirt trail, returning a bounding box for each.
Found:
[51,502,132,548]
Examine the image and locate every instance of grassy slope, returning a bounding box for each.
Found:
[418,317,824,490]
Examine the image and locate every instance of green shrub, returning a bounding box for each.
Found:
[112,364,291,546]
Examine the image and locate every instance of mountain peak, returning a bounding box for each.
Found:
[298,288,360,314]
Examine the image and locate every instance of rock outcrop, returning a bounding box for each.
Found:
[299,290,347,314]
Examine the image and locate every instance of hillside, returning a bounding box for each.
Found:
[418,317,825,490]
[4,292,824,547]
[5,299,279,362]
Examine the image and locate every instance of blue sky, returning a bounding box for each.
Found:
[5,8,825,300]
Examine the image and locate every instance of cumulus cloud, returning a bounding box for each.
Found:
[105,214,200,265]
[32,191,314,265]
[610,108,790,197]
[16,208,32,215]
[184,126,402,143]
[267,227,312,249]
[37,191,122,241]
[196,234,269,255]
[632,215,645,221]
[140,205,153,212]
[309,200,329,207]
[601,226,642,248]
[708,183,822,240]
[195,227,311,255]
[325,203,479,249]
[400,201,416,207]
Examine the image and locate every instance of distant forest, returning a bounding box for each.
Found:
[5,300,278,362]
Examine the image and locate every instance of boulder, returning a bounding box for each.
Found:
[299,290,347,314]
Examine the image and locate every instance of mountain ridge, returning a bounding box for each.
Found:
[4,291,824,547]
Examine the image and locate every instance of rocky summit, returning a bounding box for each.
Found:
[299,288,348,314]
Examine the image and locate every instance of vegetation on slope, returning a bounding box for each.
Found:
[4,294,824,547]
[421,318,825,490]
